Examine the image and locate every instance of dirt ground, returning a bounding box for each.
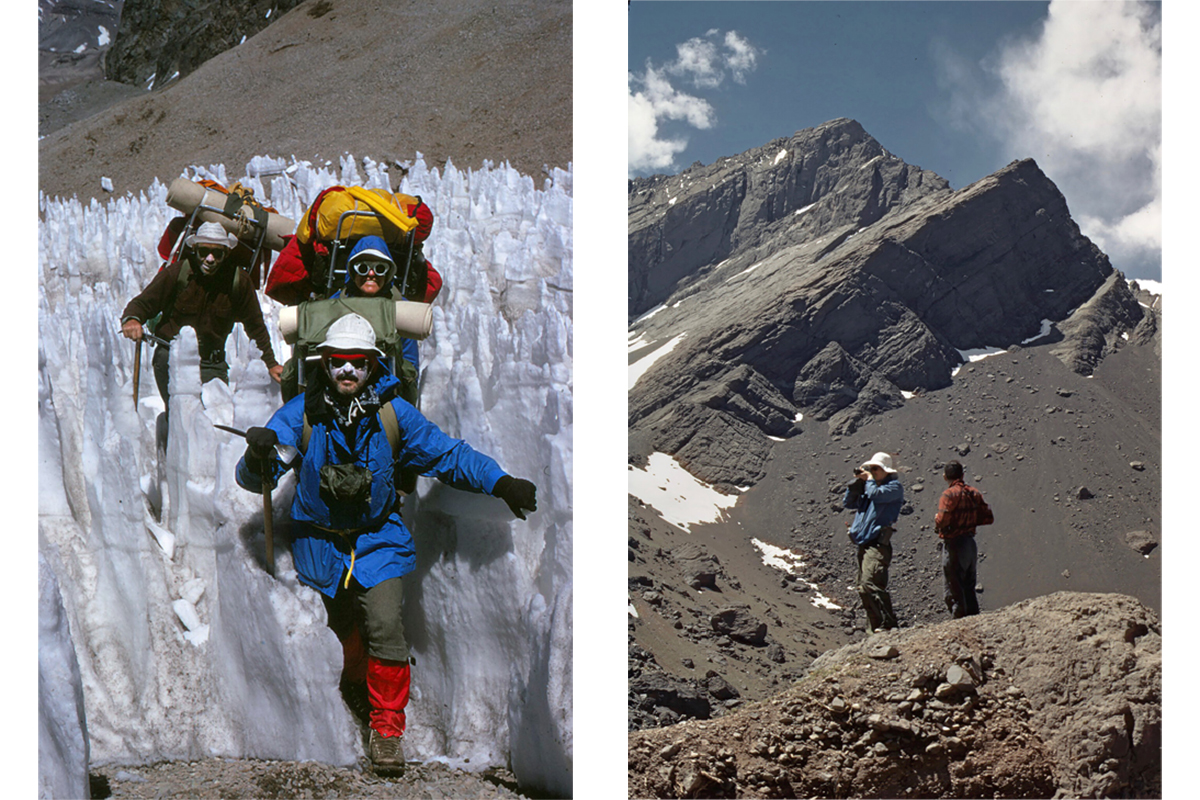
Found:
[38,0,572,203]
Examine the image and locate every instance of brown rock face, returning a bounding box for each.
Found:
[39,0,572,202]
[627,592,1161,799]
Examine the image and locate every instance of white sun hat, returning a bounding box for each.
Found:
[318,313,384,357]
[185,221,237,250]
[861,452,897,473]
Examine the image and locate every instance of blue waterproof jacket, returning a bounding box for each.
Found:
[843,476,904,546]
[236,371,507,596]
[337,236,420,370]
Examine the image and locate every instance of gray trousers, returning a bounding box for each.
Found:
[322,576,409,663]
[856,541,897,632]
[940,535,979,618]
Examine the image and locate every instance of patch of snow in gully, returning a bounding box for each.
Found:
[628,452,738,533]
[628,332,687,390]
[750,539,841,610]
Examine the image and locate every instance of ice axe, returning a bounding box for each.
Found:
[214,424,298,577]
[133,339,143,407]
[131,327,172,408]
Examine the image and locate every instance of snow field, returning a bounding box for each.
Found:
[38,154,572,796]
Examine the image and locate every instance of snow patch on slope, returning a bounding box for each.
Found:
[628,452,738,533]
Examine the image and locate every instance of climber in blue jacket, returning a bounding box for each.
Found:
[842,451,904,635]
[235,312,536,774]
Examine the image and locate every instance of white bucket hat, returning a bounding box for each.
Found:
[861,452,897,474]
[318,313,384,357]
[185,221,237,250]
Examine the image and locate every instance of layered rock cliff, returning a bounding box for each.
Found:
[105,0,305,88]
[628,120,1147,490]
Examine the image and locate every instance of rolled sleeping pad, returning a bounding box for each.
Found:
[166,177,295,251]
[278,301,433,345]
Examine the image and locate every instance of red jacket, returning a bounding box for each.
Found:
[935,480,994,539]
[265,235,443,306]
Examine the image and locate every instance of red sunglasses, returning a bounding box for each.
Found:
[324,352,374,368]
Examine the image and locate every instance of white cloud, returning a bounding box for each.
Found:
[671,37,725,89]
[943,0,1161,278]
[629,29,762,176]
[724,31,760,84]
[629,64,716,174]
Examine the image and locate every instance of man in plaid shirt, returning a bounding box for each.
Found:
[935,460,993,618]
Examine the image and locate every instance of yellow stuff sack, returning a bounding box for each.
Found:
[295,186,421,245]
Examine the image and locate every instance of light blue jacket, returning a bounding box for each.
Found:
[843,476,904,546]
[236,372,507,596]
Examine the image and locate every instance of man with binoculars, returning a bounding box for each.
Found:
[842,451,904,635]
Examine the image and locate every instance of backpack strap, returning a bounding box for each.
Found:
[148,259,192,336]
[299,403,399,458]
[379,402,400,457]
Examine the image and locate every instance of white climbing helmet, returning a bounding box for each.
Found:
[318,313,384,357]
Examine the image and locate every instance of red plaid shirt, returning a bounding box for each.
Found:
[935,480,992,539]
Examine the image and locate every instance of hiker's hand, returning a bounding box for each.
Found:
[494,476,538,520]
[269,365,284,383]
[121,319,144,341]
[245,427,278,486]
[246,426,278,459]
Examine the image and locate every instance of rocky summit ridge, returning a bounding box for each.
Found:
[628,118,1152,491]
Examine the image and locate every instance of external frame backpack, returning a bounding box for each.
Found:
[277,296,420,406]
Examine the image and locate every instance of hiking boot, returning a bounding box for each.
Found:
[368,729,405,774]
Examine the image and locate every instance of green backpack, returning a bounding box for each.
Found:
[279,295,419,406]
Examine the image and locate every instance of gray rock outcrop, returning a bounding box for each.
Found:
[105,0,306,88]
[629,118,951,319]
[629,120,1145,486]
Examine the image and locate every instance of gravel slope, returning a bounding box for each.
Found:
[38,0,572,203]
[90,757,533,799]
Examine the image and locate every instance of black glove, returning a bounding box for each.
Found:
[246,426,278,457]
[245,426,278,484]
[494,475,538,520]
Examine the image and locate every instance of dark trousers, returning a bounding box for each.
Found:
[856,541,897,632]
[940,535,979,618]
[322,575,409,664]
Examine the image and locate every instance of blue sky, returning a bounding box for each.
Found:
[629,1,1163,281]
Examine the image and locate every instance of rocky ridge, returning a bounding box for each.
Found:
[628,592,1161,799]
[628,121,1146,494]
[105,0,307,89]
[628,118,951,320]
